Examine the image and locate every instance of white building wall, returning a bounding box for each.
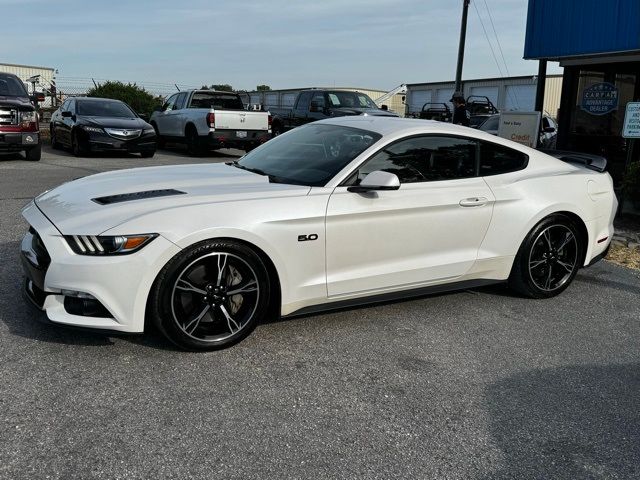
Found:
[0,63,56,107]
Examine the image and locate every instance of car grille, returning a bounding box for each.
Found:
[0,108,18,125]
[104,128,142,140]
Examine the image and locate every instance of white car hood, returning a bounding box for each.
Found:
[35,163,311,234]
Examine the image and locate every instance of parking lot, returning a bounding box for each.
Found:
[1,147,639,479]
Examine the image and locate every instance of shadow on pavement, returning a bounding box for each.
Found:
[0,239,175,350]
[483,363,640,479]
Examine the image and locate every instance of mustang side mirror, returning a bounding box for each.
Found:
[347,170,401,193]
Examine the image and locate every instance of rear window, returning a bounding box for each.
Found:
[480,141,528,176]
[189,92,244,110]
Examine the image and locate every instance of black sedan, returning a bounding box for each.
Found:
[50,97,156,157]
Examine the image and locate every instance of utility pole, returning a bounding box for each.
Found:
[454,0,471,94]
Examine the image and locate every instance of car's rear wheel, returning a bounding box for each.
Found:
[140,150,155,158]
[186,126,203,156]
[150,240,270,350]
[509,215,583,298]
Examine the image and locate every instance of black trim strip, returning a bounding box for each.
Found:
[92,189,186,205]
[284,278,501,318]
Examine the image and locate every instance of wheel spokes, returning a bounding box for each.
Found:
[176,278,206,295]
[227,279,258,296]
[216,254,228,287]
[183,304,211,334]
[556,232,575,252]
[219,304,241,333]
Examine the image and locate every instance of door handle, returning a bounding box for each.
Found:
[459,197,488,207]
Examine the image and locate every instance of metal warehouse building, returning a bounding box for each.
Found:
[247,87,407,117]
[0,62,56,106]
[405,74,563,117]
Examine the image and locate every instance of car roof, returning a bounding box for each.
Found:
[75,97,124,103]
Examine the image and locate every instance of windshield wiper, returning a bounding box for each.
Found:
[228,161,268,176]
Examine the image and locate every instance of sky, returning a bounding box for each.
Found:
[0,0,560,92]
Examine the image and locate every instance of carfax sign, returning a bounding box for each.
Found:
[581,82,619,115]
[622,102,640,138]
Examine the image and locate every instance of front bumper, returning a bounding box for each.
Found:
[0,131,39,152]
[85,131,156,153]
[207,130,270,149]
[20,201,181,333]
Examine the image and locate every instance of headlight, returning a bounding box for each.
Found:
[82,126,103,133]
[143,128,155,135]
[20,111,37,123]
[65,234,157,255]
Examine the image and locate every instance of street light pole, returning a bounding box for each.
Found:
[454,0,471,93]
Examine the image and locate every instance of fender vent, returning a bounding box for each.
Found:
[92,189,186,205]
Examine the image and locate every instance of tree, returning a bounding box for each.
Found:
[210,84,234,92]
[256,84,271,91]
[86,81,161,116]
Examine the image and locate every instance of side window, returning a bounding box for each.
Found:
[542,117,550,129]
[60,100,70,112]
[311,93,326,109]
[481,115,499,131]
[174,92,187,110]
[295,92,312,110]
[164,94,178,111]
[68,99,76,114]
[356,136,477,184]
[479,141,528,176]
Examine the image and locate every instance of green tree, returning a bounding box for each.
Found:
[86,81,161,116]
[256,84,271,91]
[210,84,234,92]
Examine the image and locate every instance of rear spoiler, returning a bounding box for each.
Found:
[540,149,607,173]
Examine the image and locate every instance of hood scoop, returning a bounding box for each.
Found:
[92,189,186,205]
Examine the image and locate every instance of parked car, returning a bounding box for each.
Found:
[150,90,270,155]
[477,113,558,149]
[50,97,157,157]
[21,117,616,350]
[467,96,500,128]
[0,72,41,161]
[270,89,397,136]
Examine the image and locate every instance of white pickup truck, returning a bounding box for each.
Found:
[150,90,271,155]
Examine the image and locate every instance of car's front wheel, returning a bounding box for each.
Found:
[509,215,583,298]
[149,240,271,350]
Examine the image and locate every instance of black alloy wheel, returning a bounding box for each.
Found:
[150,240,271,350]
[509,215,582,298]
[71,131,87,157]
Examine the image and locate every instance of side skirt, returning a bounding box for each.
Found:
[283,279,503,318]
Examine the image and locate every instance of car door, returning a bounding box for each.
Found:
[166,92,188,136]
[325,134,495,297]
[60,99,76,146]
[155,93,178,137]
[52,100,68,144]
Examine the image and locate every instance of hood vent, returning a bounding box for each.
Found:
[92,189,186,205]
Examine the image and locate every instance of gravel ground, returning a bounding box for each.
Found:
[1,147,639,479]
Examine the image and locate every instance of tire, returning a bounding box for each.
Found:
[186,126,203,156]
[272,123,284,137]
[508,215,583,299]
[149,239,271,351]
[151,123,165,149]
[24,145,41,161]
[140,150,155,158]
[71,130,88,157]
[50,127,61,149]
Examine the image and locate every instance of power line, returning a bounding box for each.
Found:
[472,1,520,109]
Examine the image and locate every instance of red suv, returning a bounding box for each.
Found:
[0,72,41,161]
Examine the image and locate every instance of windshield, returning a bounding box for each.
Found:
[77,99,136,117]
[326,91,378,109]
[189,92,244,110]
[237,124,382,186]
[0,74,28,97]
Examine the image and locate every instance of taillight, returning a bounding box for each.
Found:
[268,114,272,128]
[207,112,215,128]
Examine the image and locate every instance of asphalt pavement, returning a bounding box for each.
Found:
[1,146,639,479]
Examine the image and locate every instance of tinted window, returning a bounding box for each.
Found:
[238,124,381,186]
[77,99,135,117]
[479,141,528,176]
[311,93,326,109]
[174,92,188,110]
[164,94,178,111]
[189,92,243,110]
[296,91,313,109]
[355,135,477,184]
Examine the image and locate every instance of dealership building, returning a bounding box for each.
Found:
[525,0,640,188]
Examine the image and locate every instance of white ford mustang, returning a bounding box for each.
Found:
[21,117,617,350]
